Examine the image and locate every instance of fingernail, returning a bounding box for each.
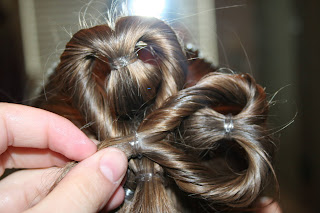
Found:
[90,139,100,145]
[99,148,127,184]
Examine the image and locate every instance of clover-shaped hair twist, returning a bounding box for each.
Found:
[35,16,187,139]
[101,73,274,210]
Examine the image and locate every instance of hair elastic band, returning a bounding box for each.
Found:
[129,132,142,158]
[124,188,135,201]
[224,114,234,135]
[135,172,160,182]
[123,173,159,201]
[109,53,138,70]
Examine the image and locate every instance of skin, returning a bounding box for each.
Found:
[0,103,128,212]
[257,197,282,213]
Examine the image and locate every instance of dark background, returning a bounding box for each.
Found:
[0,0,319,212]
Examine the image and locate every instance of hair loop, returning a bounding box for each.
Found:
[109,53,138,70]
[224,113,234,136]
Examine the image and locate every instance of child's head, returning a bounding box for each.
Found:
[36,15,275,212]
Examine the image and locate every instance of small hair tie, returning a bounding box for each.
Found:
[129,132,142,158]
[135,172,160,182]
[124,187,135,201]
[109,53,138,70]
[224,114,234,135]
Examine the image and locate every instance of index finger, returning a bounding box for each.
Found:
[0,103,96,161]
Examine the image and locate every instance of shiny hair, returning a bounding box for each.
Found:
[36,16,187,139]
[35,16,275,212]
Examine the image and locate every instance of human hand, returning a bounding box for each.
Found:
[257,197,282,213]
[0,103,128,212]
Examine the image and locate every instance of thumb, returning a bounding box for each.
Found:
[26,148,128,213]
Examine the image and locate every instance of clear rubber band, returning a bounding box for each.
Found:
[135,172,159,182]
[224,114,234,135]
[109,53,138,70]
[129,132,142,158]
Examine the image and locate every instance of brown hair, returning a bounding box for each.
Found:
[35,16,275,212]
[101,72,274,212]
[36,16,187,138]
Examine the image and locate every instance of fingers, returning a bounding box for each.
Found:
[104,186,125,212]
[26,148,128,213]
[0,147,69,173]
[0,103,96,161]
[0,168,60,213]
[257,197,282,213]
